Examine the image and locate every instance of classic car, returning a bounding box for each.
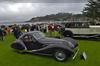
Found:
[11,31,78,61]
[63,22,100,38]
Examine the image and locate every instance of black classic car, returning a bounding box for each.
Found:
[11,31,78,61]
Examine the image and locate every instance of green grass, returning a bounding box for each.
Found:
[0,34,100,66]
[45,31,60,37]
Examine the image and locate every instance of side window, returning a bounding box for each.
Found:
[75,23,89,28]
[65,22,89,28]
[21,34,36,42]
[82,23,89,28]
[65,23,69,28]
[28,35,36,42]
[65,23,77,28]
[65,23,73,28]
[75,23,82,28]
[22,34,30,42]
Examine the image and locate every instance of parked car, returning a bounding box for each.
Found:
[63,22,100,38]
[11,31,78,62]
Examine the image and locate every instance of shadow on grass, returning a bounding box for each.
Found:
[73,37,100,41]
[13,50,83,63]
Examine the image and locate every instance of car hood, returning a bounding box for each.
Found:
[39,37,64,44]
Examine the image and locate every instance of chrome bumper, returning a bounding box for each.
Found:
[72,48,79,60]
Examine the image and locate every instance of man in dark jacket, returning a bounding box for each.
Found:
[13,27,22,39]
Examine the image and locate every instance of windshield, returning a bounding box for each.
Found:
[32,31,45,40]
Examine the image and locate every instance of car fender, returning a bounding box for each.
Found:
[31,44,74,53]
[13,40,27,50]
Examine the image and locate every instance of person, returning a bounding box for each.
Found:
[0,28,4,40]
[13,26,22,39]
[30,25,35,31]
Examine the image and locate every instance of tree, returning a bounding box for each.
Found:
[82,0,100,24]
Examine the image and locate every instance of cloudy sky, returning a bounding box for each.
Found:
[0,0,87,22]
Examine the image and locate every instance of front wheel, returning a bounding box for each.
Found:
[53,50,67,62]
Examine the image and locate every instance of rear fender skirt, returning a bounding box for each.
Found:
[11,43,25,50]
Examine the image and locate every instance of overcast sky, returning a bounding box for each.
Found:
[0,0,87,22]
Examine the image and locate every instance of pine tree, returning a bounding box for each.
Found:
[82,0,100,24]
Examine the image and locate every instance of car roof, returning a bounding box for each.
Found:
[24,31,41,35]
[19,31,42,39]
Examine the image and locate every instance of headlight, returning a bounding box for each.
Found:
[67,41,75,48]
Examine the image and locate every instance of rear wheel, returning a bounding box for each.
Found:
[53,50,67,62]
[63,30,73,37]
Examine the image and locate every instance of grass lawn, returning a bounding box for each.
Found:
[0,34,100,66]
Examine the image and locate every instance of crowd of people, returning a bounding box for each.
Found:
[0,23,64,40]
